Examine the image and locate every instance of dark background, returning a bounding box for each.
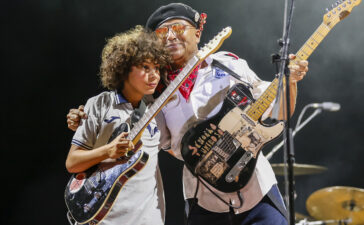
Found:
[2,0,364,224]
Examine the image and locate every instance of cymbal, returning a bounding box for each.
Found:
[306,186,364,225]
[295,212,313,221]
[270,163,327,176]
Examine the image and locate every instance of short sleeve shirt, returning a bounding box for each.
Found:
[71,91,165,225]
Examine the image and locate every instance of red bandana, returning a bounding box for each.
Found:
[167,64,201,100]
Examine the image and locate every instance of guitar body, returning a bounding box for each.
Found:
[181,83,284,193]
[64,124,147,224]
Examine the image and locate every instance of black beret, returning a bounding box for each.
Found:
[146,3,201,30]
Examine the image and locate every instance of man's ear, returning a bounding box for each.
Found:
[195,29,201,44]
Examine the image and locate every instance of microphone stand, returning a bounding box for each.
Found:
[266,106,323,161]
[271,0,296,224]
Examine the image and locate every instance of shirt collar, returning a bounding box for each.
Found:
[114,90,128,105]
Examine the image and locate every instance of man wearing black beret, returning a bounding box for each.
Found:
[67,2,309,225]
[145,2,308,225]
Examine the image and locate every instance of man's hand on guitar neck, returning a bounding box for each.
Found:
[67,105,88,131]
[270,54,309,120]
[288,54,309,83]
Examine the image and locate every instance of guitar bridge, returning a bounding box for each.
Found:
[225,151,254,183]
[194,131,241,184]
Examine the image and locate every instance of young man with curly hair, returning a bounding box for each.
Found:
[65,25,171,225]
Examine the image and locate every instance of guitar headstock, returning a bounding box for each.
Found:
[323,0,362,27]
[196,27,232,59]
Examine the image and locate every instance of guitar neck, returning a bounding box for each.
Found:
[247,21,336,121]
[129,56,200,142]
[294,22,334,62]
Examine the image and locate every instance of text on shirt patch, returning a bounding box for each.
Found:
[104,116,120,123]
[147,124,159,137]
[213,67,228,79]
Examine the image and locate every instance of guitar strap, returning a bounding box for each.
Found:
[107,99,147,144]
[211,59,253,90]
[130,99,147,128]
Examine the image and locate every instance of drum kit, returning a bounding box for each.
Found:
[271,163,364,225]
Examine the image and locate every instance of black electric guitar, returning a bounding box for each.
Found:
[64,27,232,225]
[181,0,361,193]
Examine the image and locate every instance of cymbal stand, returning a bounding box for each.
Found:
[266,105,323,161]
[270,0,297,223]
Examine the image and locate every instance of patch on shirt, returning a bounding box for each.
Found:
[104,116,120,123]
[147,124,159,137]
[213,67,228,79]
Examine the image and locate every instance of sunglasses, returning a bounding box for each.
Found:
[155,24,195,39]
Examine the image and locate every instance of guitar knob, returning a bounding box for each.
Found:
[226,175,234,183]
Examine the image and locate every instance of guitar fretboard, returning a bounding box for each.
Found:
[246,79,279,121]
[295,22,333,61]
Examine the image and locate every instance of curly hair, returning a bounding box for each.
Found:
[100,25,171,90]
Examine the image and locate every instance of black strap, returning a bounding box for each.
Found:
[107,100,146,144]
[130,99,147,127]
[211,59,253,89]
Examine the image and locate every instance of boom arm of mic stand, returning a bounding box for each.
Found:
[265,108,322,160]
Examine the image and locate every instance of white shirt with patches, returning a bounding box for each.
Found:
[71,91,165,225]
[160,51,277,214]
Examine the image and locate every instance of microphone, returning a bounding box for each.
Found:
[310,102,341,111]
